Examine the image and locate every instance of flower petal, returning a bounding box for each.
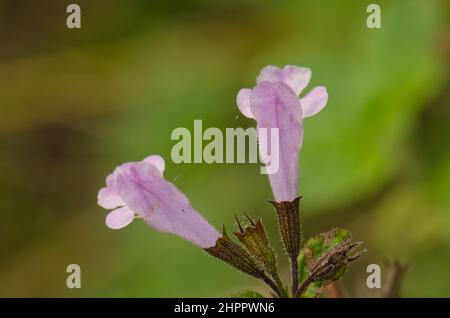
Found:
[300,86,328,118]
[105,206,135,229]
[256,65,282,83]
[143,155,165,175]
[251,82,303,202]
[97,187,124,209]
[116,161,220,248]
[105,172,115,188]
[236,88,255,119]
[281,65,311,96]
[146,205,220,248]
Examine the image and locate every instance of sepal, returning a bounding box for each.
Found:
[205,226,265,279]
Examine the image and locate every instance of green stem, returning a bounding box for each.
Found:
[262,275,283,298]
[271,272,287,297]
[294,276,312,298]
[291,257,298,297]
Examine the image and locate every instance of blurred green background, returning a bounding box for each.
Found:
[0,0,449,297]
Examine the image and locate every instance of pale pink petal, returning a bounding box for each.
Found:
[143,155,165,175]
[97,187,124,209]
[300,86,328,118]
[105,206,135,229]
[281,65,311,96]
[236,88,255,119]
[115,161,220,248]
[106,173,114,187]
[256,65,282,83]
[237,65,327,202]
[251,81,303,202]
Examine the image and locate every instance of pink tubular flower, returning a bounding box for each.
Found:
[97,155,221,248]
[237,65,328,202]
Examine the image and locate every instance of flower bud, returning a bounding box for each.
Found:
[234,214,278,276]
[295,238,365,297]
[308,239,365,282]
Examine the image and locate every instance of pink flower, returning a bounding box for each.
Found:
[237,65,328,201]
[97,155,221,248]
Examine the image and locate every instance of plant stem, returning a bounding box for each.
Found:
[262,275,283,298]
[271,272,286,297]
[291,257,298,297]
[381,261,408,298]
[294,276,311,298]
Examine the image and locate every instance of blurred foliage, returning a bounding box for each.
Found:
[0,0,449,297]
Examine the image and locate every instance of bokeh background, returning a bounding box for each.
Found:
[0,0,449,297]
